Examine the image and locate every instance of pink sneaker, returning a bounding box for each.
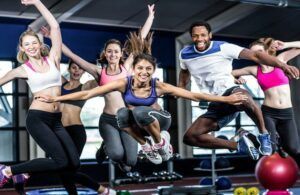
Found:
[0,165,10,188]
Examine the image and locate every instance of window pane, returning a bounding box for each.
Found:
[0,95,13,127]
[81,97,104,126]
[0,131,13,162]
[0,61,13,94]
[81,128,102,159]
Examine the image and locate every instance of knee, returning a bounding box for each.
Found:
[107,149,124,162]
[183,131,197,146]
[116,107,131,128]
[132,106,154,126]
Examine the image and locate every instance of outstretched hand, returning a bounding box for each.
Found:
[34,94,55,103]
[272,40,285,51]
[234,77,247,85]
[281,64,300,80]
[40,26,50,38]
[226,92,248,105]
[148,4,155,18]
[21,0,40,6]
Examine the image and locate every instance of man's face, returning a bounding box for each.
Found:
[191,26,212,51]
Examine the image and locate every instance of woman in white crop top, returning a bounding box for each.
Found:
[0,0,84,193]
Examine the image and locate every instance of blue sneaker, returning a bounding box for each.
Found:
[257,133,272,156]
[0,165,10,188]
[238,135,260,160]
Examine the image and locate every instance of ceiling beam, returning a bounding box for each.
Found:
[28,0,94,32]
[177,3,261,44]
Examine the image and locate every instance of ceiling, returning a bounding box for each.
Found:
[0,0,300,40]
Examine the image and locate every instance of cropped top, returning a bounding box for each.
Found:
[99,65,128,86]
[123,76,158,107]
[61,82,86,108]
[257,66,289,91]
[22,57,61,93]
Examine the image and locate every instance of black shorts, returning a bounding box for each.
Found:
[200,86,240,130]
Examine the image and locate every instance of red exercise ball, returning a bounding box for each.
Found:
[255,153,299,190]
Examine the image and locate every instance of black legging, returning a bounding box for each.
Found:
[262,105,300,163]
[11,110,80,174]
[60,125,100,194]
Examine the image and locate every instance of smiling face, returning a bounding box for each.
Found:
[20,35,42,58]
[104,43,122,65]
[69,63,84,81]
[191,26,212,51]
[133,59,155,83]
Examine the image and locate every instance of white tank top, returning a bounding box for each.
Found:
[22,57,61,93]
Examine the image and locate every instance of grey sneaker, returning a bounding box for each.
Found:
[238,135,260,160]
[141,142,162,165]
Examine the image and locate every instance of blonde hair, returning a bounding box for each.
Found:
[17,30,50,63]
[124,30,153,57]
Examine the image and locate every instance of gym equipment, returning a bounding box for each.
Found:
[255,153,298,194]
[234,187,247,195]
[26,188,97,195]
[199,177,213,185]
[215,176,232,190]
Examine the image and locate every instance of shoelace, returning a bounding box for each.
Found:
[249,147,260,160]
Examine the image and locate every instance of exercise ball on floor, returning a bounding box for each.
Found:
[255,153,299,191]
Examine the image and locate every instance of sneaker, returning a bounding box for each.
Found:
[238,135,260,160]
[0,165,10,188]
[141,142,162,165]
[257,133,272,156]
[151,131,173,161]
[12,173,29,185]
[230,128,249,142]
[100,187,117,195]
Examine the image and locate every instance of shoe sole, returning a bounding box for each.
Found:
[242,136,260,160]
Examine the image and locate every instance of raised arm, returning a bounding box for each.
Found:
[178,69,191,89]
[123,4,155,72]
[140,4,155,39]
[274,40,300,63]
[239,48,299,79]
[40,26,100,80]
[37,78,126,102]
[158,82,247,105]
[22,0,62,66]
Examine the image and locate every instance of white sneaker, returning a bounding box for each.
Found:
[141,142,162,165]
[153,131,173,161]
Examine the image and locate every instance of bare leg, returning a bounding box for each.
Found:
[183,117,237,150]
[234,88,268,133]
[142,119,161,143]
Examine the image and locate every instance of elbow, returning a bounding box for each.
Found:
[51,24,60,32]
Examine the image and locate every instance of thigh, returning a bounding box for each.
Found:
[120,130,138,164]
[65,125,87,156]
[99,121,124,156]
[26,115,68,162]
[185,116,218,136]
[54,122,80,166]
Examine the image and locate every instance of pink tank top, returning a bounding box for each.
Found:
[257,66,289,91]
[98,65,128,86]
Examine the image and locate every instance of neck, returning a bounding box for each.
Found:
[133,78,150,88]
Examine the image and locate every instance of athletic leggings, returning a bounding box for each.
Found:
[11,110,80,174]
[60,125,100,194]
[117,106,172,136]
[98,113,138,167]
[262,105,300,160]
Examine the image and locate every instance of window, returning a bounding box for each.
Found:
[192,75,264,155]
[61,64,165,159]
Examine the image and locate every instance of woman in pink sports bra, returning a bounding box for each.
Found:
[232,38,300,164]
[59,5,155,172]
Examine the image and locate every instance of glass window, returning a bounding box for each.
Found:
[192,74,264,155]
